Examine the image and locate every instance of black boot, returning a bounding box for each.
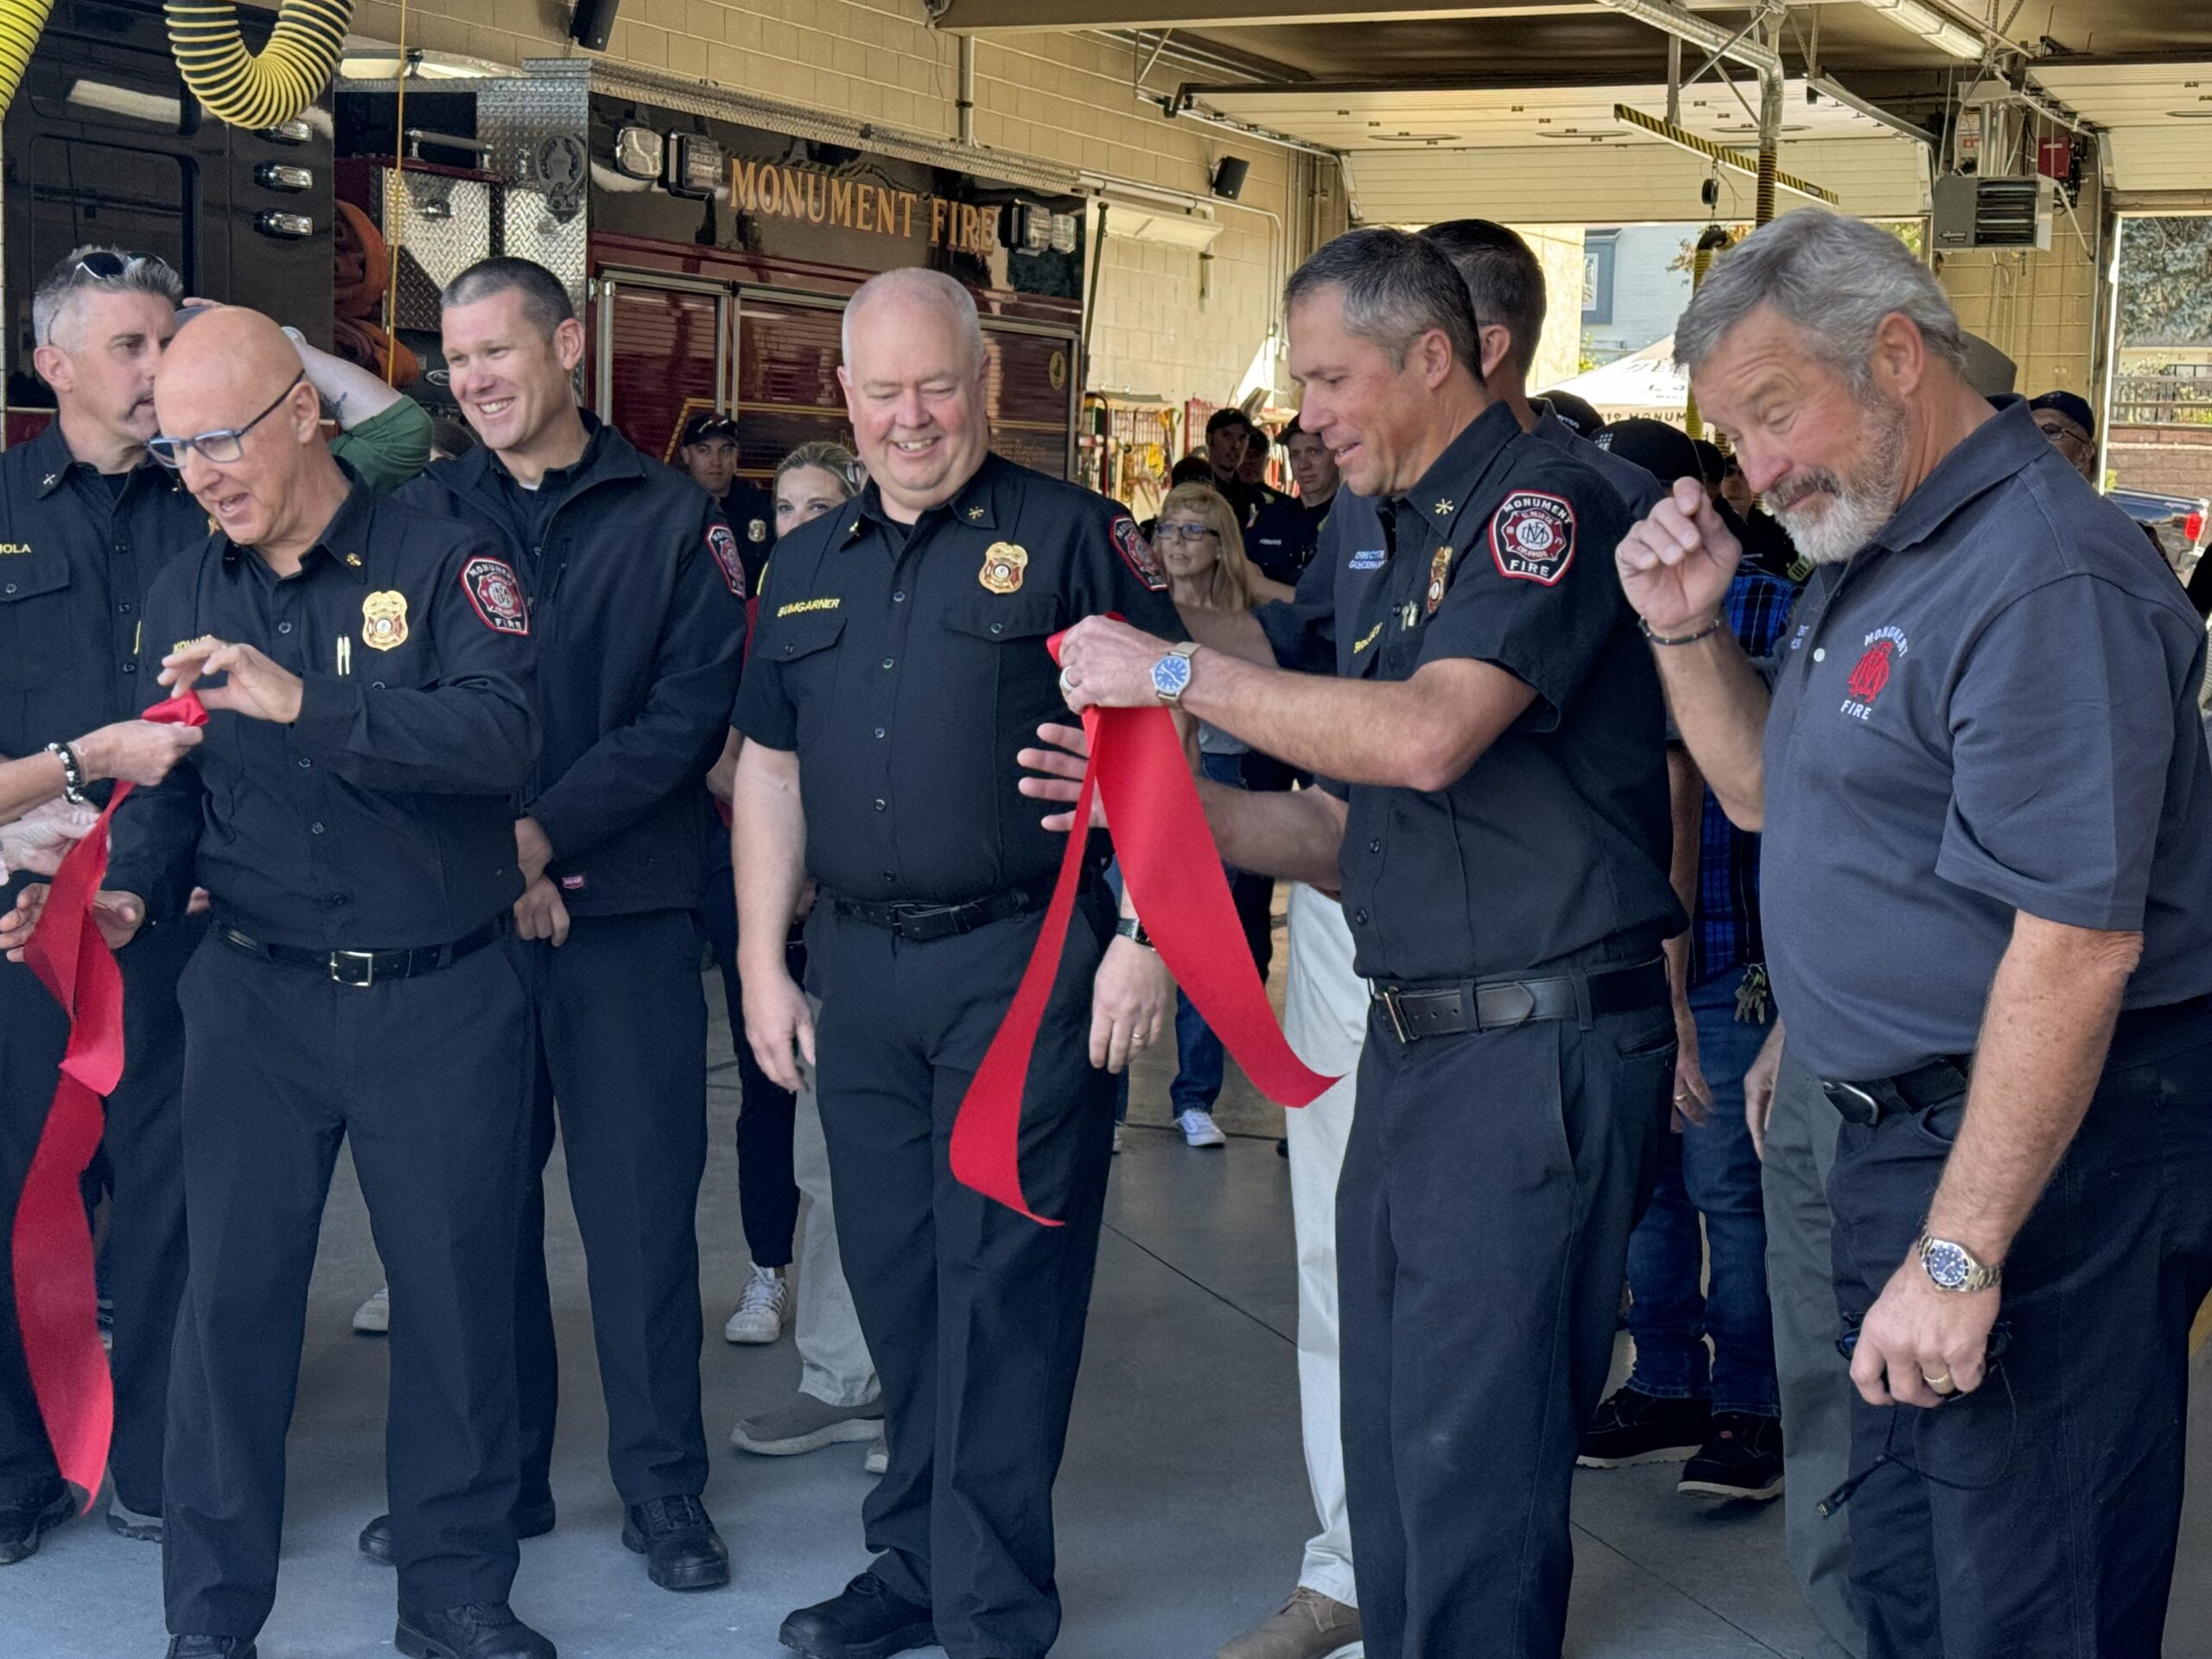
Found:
[394,1602,555,1659]
[621,1495,730,1591]
[359,1499,556,1565]
[778,1572,936,1659]
[164,1639,256,1658]
[0,1481,73,1566]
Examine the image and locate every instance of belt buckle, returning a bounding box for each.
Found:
[330,949,377,988]
[1821,1079,1879,1125]
[1379,987,1411,1046]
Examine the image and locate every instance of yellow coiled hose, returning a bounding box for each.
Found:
[0,0,56,114]
[164,0,351,130]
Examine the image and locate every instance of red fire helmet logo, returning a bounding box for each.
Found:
[1846,639,1896,705]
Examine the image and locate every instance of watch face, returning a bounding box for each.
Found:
[1151,652,1193,698]
[1923,1238,1972,1290]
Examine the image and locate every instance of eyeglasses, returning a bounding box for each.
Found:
[149,371,306,469]
[1154,523,1217,543]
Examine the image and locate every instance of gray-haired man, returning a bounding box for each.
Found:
[1618,207,2212,1659]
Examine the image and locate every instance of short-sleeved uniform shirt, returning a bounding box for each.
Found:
[733,452,1182,905]
[105,483,542,950]
[1761,402,2212,1080]
[1322,401,1681,983]
[1245,492,1334,585]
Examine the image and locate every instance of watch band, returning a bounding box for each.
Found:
[1916,1230,2003,1293]
[1115,914,1154,949]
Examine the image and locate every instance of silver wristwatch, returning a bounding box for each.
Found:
[1916,1232,2002,1294]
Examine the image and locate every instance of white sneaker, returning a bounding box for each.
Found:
[863,1432,888,1476]
[1177,1109,1227,1148]
[352,1287,390,1335]
[723,1265,791,1344]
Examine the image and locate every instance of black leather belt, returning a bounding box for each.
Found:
[1818,1058,1970,1127]
[218,919,502,988]
[830,877,1057,944]
[1370,958,1669,1045]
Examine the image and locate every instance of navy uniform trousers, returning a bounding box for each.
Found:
[514,908,710,1510]
[1828,998,2212,1659]
[164,932,531,1637]
[1338,989,1675,1659]
[0,915,200,1516]
[808,887,1117,1659]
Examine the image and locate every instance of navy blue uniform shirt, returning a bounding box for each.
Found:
[400,416,746,916]
[106,482,541,949]
[0,423,212,773]
[1761,401,2212,1078]
[1295,400,1681,982]
[734,452,1181,905]
[1246,492,1333,586]
[720,478,778,590]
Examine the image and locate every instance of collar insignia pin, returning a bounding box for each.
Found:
[1433,499,1455,515]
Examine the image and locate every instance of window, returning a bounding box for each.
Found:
[1583,231,1618,327]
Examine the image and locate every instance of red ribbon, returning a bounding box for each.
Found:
[950,635,1335,1224]
[12,692,206,1507]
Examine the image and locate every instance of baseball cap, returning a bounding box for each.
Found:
[1593,417,1703,486]
[2026,390,2094,440]
[679,411,741,448]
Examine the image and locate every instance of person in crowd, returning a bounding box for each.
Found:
[1043,226,1679,1659]
[1151,481,1293,1150]
[732,266,1174,1659]
[1204,407,1266,525]
[1618,207,2212,1659]
[1575,416,1789,1504]
[1245,418,1339,585]
[1714,449,1801,578]
[1237,422,1287,506]
[2,303,551,1659]
[0,249,254,1567]
[1422,221,1663,521]
[679,410,777,561]
[384,257,745,1595]
[709,441,866,1351]
[2025,389,2098,483]
[709,442,887,1479]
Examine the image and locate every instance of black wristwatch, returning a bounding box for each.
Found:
[1114,914,1154,949]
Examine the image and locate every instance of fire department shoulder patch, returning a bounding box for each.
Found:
[707,523,747,598]
[460,556,530,635]
[1110,515,1168,593]
[1487,490,1577,586]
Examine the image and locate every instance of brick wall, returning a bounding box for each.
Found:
[2109,424,2212,504]
[349,0,1316,408]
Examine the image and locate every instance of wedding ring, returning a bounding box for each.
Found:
[1923,1370,1955,1393]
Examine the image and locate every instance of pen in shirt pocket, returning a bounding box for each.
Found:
[336,635,352,676]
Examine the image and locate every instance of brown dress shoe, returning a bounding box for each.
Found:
[1217,1586,1363,1659]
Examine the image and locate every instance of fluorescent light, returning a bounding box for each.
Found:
[1858,0,1986,61]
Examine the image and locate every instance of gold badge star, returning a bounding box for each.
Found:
[967,505,986,521]
[344,552,363,567]
[1433,499,1455,516]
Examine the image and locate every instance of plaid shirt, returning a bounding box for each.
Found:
[1689,568,1798,989]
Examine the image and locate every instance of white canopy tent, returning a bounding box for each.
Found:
[1551,334,1690,427]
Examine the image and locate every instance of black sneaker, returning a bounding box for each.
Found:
[621,1495,730,1592]
[1576,1387,1710,1468]
[0,1481,73,1565]
[778,1571,936,1659]
[1679,1411,1785,1501]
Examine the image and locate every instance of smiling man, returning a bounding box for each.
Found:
[1047,228,1680,1659]
[1615,209,2212,1659]
[393,257,746,1598]
[731,266,1174,1659]
[22,302,550,1659]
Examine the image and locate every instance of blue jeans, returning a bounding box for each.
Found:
[1624,969,1779,1417]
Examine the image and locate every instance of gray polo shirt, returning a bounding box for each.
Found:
[1762,402,2212,1080]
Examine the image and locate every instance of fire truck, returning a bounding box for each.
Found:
[3,0,1091,485]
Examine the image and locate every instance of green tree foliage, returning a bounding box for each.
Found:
[2122,217,2212,346]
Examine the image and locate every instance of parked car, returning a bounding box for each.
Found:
[2110,487,2209,573]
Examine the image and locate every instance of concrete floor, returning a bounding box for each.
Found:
[16,944,2212,1658]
